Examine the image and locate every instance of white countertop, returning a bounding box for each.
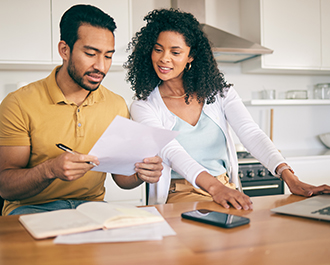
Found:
[280,148,330,160]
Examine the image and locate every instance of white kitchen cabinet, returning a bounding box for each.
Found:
[0,0,52,64]
[51,0,131,69]
[0,0,131,70]
[240,0,330,74]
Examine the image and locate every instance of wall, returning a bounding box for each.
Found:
[218,64,330,152]
[0,0,329,154]
[205,0,330,153]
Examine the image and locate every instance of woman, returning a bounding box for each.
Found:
[125,8,330,210]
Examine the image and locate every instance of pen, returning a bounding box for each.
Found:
[56,143,97,167]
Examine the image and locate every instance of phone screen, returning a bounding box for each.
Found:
[181,209,250,228]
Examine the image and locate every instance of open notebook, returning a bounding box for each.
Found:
[19,202,164,239]
[271,195,330,221]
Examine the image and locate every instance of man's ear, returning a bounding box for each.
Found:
[58,40,70,61]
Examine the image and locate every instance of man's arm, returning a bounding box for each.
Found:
[0,146,99,201]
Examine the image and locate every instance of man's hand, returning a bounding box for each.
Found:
[0,146,99,201]
[47,152,99,181]
[112,156,163,189]
[134,156,163,183]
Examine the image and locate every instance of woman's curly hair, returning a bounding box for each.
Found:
[124,8,232,104]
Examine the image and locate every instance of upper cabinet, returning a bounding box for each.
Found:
[0,0,52,66]
[0,0,130,71]
[321,0,330,68]
[240,0,330,74]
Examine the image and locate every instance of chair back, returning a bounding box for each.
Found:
[0,197,4,216]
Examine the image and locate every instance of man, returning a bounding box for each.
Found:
[0,4,162,216]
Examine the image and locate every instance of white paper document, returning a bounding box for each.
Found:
[89,116,179,175]
[54,207,176,244]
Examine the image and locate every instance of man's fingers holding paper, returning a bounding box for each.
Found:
[135,156,163,183]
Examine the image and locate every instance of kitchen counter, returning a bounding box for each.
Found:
[1,195,329,265]
[280,148,330,159]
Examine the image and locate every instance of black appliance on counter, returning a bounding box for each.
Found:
[237,151,284,197]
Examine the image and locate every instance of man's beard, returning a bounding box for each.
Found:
[67,58,105,92]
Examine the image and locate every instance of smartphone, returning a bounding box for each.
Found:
[181,209,250,228]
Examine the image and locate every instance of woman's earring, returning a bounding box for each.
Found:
[186,63,192,71]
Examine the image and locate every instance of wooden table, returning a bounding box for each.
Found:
[0,195,329,265]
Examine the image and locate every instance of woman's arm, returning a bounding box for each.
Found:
[223,88,285,174]
[196,171,253,210]
[276,163,330,196]
[131,97,253,210]
[225,89,330,197]
[131,98,206,188]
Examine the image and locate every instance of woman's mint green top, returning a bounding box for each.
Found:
[171,110,229,179]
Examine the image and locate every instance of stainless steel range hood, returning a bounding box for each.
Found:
[171,0,273,63]
[200,24,273,63]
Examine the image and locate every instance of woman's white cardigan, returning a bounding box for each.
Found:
[130,86,286,205]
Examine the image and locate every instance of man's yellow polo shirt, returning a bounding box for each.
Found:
[0,66,129,215]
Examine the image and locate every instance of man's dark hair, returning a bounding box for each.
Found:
[60,4,117,51]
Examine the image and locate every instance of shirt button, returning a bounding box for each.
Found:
[78,123,82,127]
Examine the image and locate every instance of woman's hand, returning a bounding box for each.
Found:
[210,184,253,210]
[196,172,253,210]
[281,170,330,197]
